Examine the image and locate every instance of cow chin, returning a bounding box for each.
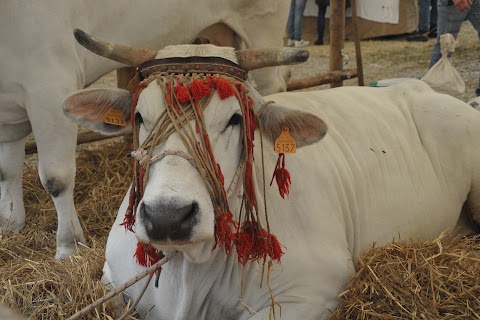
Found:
[153,241,215,264]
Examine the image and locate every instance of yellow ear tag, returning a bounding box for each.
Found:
[104,108,126,127]
[274,126,296,154]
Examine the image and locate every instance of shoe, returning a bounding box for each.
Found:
[294,40,310,48]
[428,26,437,38]
[314,39,324,45]
[406,31,428,42]
[286,39,294,47]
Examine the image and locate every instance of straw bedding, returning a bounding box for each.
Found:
[1,137,136,319]
[328,235,480,320]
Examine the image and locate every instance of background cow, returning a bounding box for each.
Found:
[63,32,480,319]
[0,0,290,259]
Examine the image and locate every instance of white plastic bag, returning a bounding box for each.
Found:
[421,33,465,98]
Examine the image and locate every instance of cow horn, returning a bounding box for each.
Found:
[236,48,309,71]
[73,29,158,67]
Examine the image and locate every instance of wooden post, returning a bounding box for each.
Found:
[117,67,137,90]
[350,0,364,86]
[329,0,346,88]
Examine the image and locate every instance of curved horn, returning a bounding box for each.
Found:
[236,48,309,71]
[74,29,158,67]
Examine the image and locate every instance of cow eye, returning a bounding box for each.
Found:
[135,112,143,124]
[227,113,242,127]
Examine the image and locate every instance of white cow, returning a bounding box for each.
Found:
[63,32,480,319]
[0,0,290,259]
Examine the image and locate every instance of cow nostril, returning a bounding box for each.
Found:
[139,200,199,241]
[181,201,198,225]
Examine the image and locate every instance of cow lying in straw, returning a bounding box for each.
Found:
[63,30,480,319]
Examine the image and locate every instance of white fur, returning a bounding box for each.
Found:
[156,44,238,64]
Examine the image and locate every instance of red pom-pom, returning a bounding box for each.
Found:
[120,187,137,231]
[174,83,190,104]
[273,167,291,199]
[120,211,135,232]
[188,79,211,100]
[235,227,254,266]
[134,242,160,267]
[213,210,238,255]
[216,78,235,100]
[270,154,291,199]
[205,76,217,89]
[267,233,285,262]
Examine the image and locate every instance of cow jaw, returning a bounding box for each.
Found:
[133,81,243,262]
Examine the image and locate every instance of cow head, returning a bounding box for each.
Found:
[64,30,327,263]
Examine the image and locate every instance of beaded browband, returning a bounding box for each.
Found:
[138,56,248,82]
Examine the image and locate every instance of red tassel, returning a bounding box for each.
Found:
[235,227,254,266]
[205,76,217,89]
[234,82,244,93]
[188,79,211,100]
[130,82,148,124]
[174,83,190,104]
[270,153,291,199]
[134,242,160,267]
[251,226,269,262]
[215,78,235,100]
[267,233,285,263]
[120,186,137,231]
[213,210,238,255]
[235,222,272,265]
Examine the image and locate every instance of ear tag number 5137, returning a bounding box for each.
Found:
[274,126,296,154]
[104,107,126,127]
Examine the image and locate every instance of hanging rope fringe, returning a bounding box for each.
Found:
[126,73,286,270]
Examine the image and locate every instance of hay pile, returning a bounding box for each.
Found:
[0,138,135,319]
[329,235,480,319]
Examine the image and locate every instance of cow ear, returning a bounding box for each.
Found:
[63,88,132,135]
[258,104,328,148]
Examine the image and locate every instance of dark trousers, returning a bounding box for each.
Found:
[317,4,328,43]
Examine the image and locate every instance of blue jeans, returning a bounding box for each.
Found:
[430,0,480,95]
[287,0,308,41]
[419,0,438,31]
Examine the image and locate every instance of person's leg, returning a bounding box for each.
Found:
[316,5,327,44]
[407,0,430,41]
[430,0,438,29]
[287,0,296,41]
[430,0,467,67]
[419,0,431,32]
[294,0,308,41]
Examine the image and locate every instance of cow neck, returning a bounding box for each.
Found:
[122,65,285,277]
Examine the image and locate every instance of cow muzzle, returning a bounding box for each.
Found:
[138,197,199,242]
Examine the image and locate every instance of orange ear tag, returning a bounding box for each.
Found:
[104,108,126,127]
[274,126,296,154]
